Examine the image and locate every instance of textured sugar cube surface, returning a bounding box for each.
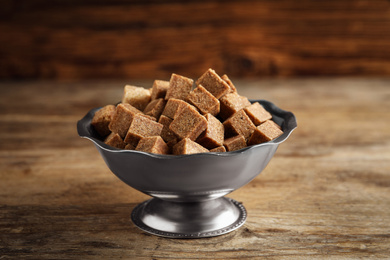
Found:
[169,103,207,141]
[92,68,283,154]
[186,85,220,116]
[91,104,115,137]
[124,114,163,146]
[223,135,247,152]
[122,85,151,111]
[151,80,169,100]
[196,113,224,149]
[108,103,142,138]
[173,138,209,155]
[136,136,169,155]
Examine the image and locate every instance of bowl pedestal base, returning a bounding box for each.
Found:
[131,197,247,238]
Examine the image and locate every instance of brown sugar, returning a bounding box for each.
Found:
[124,114,164,147]
[223,135,247,152]
[223,109,256,140]
[219,92,251,120]
[196,113,224,149]
[221,74,237,93]
[109,103,142,138]
[161,98,188,119]
[186,85,220,116]
[244,102,272,126]
[210,146,226,153]
[91,104,115,137]
[248,120,284,145]
[151,80,169,100]
[169,104,207,141]
[196,68,230,99]
[124,143,135,150]
[166,139,179,151]
[104,132,126,149]
[143,98,166,120]
[136,136,169,155]
[165,73,194,100]
[172,138,209,155]
[94,68,284,155]
[122,85,151,111]
[158,115,178,144]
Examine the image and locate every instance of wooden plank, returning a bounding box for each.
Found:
[1,1,390,79]
[0,79,390,258]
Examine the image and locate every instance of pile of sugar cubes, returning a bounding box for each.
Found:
[91,68,283,155]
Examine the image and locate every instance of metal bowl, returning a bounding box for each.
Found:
[77,100,297,238]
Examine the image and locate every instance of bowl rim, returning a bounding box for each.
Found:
[77,99,297,159]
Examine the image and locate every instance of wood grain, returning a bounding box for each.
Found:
[1,1,390,79]
[1,78,389,258]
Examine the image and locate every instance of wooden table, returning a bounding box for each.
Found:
[1,78,389,259]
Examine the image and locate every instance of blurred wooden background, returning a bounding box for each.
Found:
[1,0,390,80]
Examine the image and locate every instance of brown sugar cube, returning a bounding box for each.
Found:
[124,143,135,150]
[223,135,247,152]
[239,96,251,106]
[186,85,220,116]
[244,102,272,126]
[108,103,142,138]
[165,73,194,100]
[151,80,169,100]
[210,146,226,153]
[161,98,188,119]
[91,104,115,137]
[248,120,284,145]
[169,104,207,141]
[158,115,178,144]
[140,113,157,122]
[196,113,224,149]
[219,92,252,120]
[104,132,126,149]
[143,98,166,120]
[172,138,209,155]
[135,136,169,155]
[221,74,237,93]
[166,139,179,152]
[223,109,256,140]
[196,68,230,99]
[122,85,151,111]
[124,114,164,147]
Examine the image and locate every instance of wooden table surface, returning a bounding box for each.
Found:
[1,78,389,259]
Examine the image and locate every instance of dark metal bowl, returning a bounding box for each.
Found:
[77,100,297,238]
